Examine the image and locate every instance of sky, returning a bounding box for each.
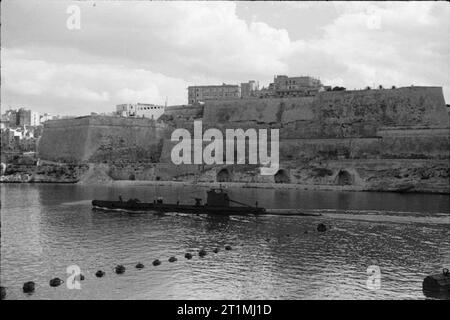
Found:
[1,1,449,116]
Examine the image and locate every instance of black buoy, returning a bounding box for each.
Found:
[1,286,6,300]
[153,259,161,266]
[23,281,35,294]
[168,256,177,263]
[136,262,145,269]
[76,274,85,281]
[317,223,327,232]
[185,253,193,260]
[304,230,308,234]
[115,265,126,274]
[225,245,232,251]
[423,268,450,296]
[49,278,63,287]
[199,249,207,257]
[95,270,105,278]
[213,248,219,253]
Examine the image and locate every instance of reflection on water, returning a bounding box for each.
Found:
[1,183,449,300]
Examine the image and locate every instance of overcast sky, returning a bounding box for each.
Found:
[2,1,449,116]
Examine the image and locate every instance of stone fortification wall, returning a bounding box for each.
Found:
[203,86,449,138]
[38,116,168,163]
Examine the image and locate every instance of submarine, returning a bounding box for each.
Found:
[92,188,266,215]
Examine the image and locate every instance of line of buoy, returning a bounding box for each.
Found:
[12,244,237,297]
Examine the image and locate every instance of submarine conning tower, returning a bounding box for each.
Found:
[206,189,230,207]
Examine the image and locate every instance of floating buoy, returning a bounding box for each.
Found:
[95,270,105,278]
[115,265,126,274]
[76,274,85,281]
[225,245,232,251]
[317,223,327,232]
[136,262,144,269]
[304,230,308,234]
[153,259,161,266]
[213,248,219,253]
[185,253,193,260]
[49,278,63,287]
[168,256,177,263]
[265,238,270,242]
[199,249,207,257]
[423,268,450,295]
[23,281,35,293]
[1,286,6,300]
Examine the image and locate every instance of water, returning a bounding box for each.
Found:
[1,183,449,300]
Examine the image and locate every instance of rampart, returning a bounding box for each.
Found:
[33,86,449,193]
[38,116,168,163]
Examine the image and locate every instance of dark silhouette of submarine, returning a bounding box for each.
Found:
[92,188,266,215]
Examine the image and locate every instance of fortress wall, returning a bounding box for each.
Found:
[203,87,449,138]
[38,116,168,163]
[203,97,314,125]
[38,117,91,162]
[309,87,449,137]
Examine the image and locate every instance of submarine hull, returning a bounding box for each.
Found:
[92,200,266,215]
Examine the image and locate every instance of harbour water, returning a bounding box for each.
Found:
[1,183,449,299]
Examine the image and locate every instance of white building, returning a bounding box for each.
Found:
[40,113,58,123]
[116,103,165,120]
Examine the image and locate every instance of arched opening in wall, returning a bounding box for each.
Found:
[129,174,136,181]
[274,169,290,183]
[217,169,231,182]
[336,170,352,185]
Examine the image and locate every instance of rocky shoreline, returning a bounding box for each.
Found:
[2,175,449,194]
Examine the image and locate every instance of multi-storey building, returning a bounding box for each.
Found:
[116,103,165,120]
[188,84,240,104]
[240,80,259,98]
[3,108,40,127]
[272,75,323,97]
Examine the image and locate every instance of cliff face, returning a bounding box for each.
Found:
[34,86,450,193]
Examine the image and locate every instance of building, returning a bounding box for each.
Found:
[188,84,240,104]
[116,103,165,120]
[17,108,40,126]
[40,113,58,123]
[272,75,323,97]
[240,81,259,98]
[3,108,40,127]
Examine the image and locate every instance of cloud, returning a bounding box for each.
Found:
[1,48,189,115]
[1,1,449,116]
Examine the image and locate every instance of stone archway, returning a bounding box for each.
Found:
[336,170,352,185]
[274,169,290,183]
[217,168,231,182]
